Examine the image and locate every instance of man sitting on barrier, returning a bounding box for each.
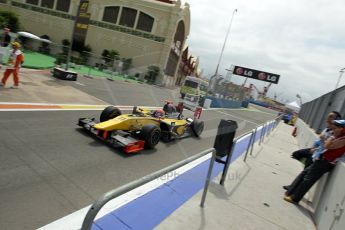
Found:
[284,119,345,204]
[288,112,340,168]
[283,111,341,191]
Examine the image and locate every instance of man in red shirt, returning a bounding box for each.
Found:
[284,119,345,204]
[1,42,24,89]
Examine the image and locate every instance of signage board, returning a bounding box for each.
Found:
[232,65,280,84]
[73,0,90,50]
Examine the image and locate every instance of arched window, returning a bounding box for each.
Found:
[103,6,120,24]
[41,0,54,9]
[136,12,154,32]
[26,0,39,5]
[56,0,70,12]
[119,7,137,28]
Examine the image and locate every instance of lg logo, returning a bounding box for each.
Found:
[258,73,266,80]
[267,75,277,82]
[259,72,277,82]
[236,68,253,77]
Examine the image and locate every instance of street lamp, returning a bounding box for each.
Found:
[335,68,345,90]
[296,94,302,106]
[214,9,238,76]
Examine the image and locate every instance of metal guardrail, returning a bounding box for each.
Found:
[81,115,283,229]
[81,148,216,230]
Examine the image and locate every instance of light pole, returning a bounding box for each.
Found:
[335,68,345,90]
[296,94,302,106]
[214,9,238,76]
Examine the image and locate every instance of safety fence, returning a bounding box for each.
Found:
[81,116,281,230]
[8,32,158,82]
[299,85,345,132]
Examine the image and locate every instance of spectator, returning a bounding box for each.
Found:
[0,27,11,66]
[1,27,11,47]
[282,111,341,191]
[291,112,341,167]
[284,119,345,204]
[1,42,24,89]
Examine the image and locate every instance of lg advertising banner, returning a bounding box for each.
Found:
[232,66,280,84]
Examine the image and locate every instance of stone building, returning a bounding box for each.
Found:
[0,0,191,86]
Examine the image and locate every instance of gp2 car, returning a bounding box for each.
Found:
[78,102,204,153]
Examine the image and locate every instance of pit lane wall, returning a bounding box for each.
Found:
[295,118,345,230]
[183,94,249,110]
[204,96,248,109]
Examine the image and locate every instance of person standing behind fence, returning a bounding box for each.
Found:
[0,27,12,66]
[1,27,11,47]
[1,42,24,89]
[284,119,345,204]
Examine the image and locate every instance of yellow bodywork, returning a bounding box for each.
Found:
[93,113,187,132]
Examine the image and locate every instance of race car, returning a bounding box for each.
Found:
[78,102,204,153]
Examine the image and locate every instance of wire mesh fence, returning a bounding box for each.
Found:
[12,34,163,83]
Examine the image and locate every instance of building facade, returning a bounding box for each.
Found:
[175,46,199,86]
[0,0,191,86]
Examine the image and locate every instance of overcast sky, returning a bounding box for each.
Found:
[183,0,345,103]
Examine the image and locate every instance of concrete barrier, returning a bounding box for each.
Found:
[204,96,242,109]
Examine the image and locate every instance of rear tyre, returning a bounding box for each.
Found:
[100,106,122,122]
[191,120,204,137]
[140,124,161,149]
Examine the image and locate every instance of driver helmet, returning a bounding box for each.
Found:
[153,109,165,118]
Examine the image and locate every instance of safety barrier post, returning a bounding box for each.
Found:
[259,124,266,145]
[219,142,236,186]
[266,121,272,136]
[243,131,254,162]
[249,128,257,156]
[200,150,217,208]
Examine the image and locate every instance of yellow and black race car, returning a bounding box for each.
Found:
[78,102,204,153]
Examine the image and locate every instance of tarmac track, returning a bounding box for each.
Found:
[0,73,279,229]
[0,107,277,230]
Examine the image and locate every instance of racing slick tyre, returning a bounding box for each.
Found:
[161,132,172,142]
[191,119,204,137]
[100,106,122,122]
[140,124,161,149]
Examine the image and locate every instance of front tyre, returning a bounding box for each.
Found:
[100,106,122,122]
[140,124,161,149]
[191,119,204,137]
[161,132,172,142]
